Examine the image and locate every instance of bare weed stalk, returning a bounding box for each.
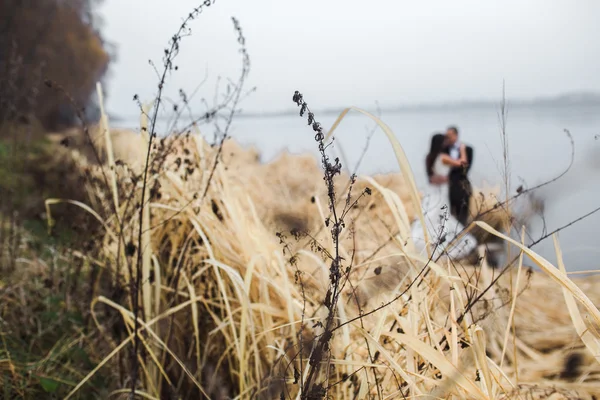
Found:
[291,91,372,398]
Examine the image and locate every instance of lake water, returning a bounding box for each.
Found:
[113,104,600,272]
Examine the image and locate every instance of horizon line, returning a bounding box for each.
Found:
[108,90,600,121]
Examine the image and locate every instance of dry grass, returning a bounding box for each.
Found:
[40,97,600,400]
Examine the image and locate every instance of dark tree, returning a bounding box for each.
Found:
[0,0,113,131]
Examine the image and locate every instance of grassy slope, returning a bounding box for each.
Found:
[1,129,110,399]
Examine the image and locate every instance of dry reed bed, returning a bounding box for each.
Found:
[50,111,600,399]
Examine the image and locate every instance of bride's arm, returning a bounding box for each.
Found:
[439,154,464,167]
[429,174,448,184]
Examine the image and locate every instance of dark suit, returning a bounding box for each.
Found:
[444,145,473,226]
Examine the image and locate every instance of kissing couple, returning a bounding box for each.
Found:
[410,126,478,260]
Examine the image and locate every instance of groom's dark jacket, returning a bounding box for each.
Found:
[443,145,473,226]
[444,145,473,176]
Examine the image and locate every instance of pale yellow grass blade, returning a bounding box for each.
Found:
[500,226,525,370]
[64,337,130,400]
[97,296,209,397]
[486,357,517,393]
[379,330,488,399]
[324,107,430,256]
[66,296,211,399]
[45,198,116,241]
[141,171,153,324]
[568,269,600,275]
[96,82,120,213]
[474,221,600,329]
[202,258,250,391]
[358,329,423,397]
[152,255,161,319]
[449,262,459,367]
[182,273,202,379]
[554,235,600,364]
[361,176,412,251]
[469,325,494,397]
[108,389,159,400]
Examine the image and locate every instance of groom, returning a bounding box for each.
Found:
[444,126,473,226]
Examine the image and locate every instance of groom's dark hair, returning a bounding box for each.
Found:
[447,126,459,136]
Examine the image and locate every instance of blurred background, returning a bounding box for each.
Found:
[2,0,600,269]
[104,0,600,271]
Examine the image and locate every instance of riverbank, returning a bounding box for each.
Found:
[2,123,599,398]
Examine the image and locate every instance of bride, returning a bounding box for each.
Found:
[410,133,478,261]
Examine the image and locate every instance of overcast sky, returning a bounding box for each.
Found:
[99,0,600,116]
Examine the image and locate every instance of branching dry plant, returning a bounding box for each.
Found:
[289,91,373,398]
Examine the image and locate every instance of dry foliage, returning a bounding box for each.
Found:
[42,97,600,399]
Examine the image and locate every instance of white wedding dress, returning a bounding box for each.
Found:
[410,156,477,260]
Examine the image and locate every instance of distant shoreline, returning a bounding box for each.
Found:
[109,91,600,122]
